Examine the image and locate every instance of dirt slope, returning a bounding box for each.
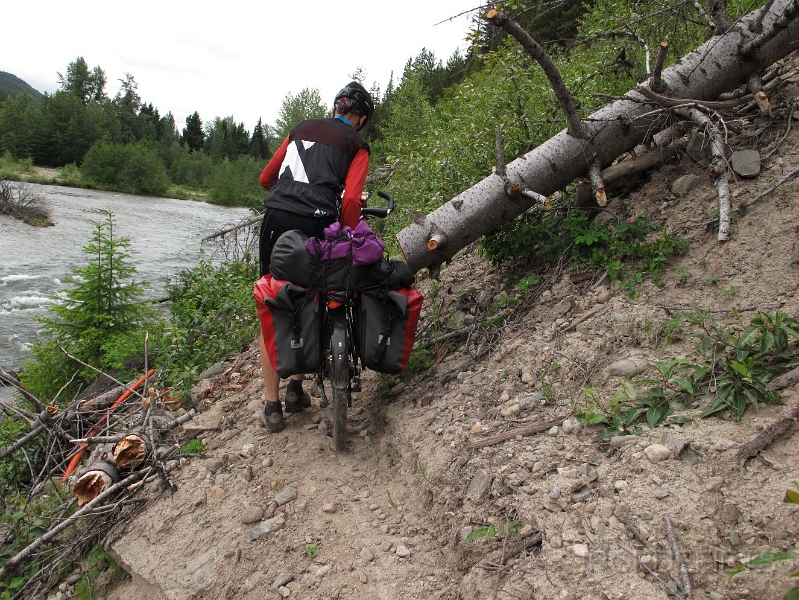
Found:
[94,74,799,600]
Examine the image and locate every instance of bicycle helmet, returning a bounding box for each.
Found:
[334,81,374,129]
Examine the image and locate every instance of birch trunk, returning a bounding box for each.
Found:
[396,0,799,274]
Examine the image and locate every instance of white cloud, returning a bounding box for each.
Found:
[5,1,479,132]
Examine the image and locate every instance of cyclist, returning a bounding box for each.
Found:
[257,81,375,433]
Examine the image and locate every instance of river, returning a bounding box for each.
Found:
[0,183,255,374]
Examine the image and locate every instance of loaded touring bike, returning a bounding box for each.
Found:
[256,192,423,451]
[321,191,395,450]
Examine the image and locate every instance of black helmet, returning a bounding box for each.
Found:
[334,81,374,128]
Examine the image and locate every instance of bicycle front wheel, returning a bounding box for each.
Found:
[329,310,350,451]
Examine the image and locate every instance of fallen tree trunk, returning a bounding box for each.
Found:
[396,1,799,274]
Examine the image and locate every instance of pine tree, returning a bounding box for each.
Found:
[21,210,152,401]
[182,111,205,152]
[249,118,270,159]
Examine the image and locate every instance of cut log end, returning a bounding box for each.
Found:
[113,434,150,470]
[73,461,120,506]
[486,8,498,20]
[427,232,447,251]
[754,90,772,115]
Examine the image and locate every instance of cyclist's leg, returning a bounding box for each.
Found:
[258,209,331,426]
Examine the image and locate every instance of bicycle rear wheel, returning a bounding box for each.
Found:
[329,310,350,451]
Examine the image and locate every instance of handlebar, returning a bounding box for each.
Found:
[361,191,394,219]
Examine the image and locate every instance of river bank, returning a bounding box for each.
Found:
[0,183,254,372]
[1,164,210,203]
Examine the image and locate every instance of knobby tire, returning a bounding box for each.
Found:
[330,310,349,451]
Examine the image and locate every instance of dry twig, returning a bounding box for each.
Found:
[470,415,569,448]
[664,513,693,599]
[735,404,799,461]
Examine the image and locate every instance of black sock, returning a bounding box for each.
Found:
[265,401,282,415]
[287,380,303,394]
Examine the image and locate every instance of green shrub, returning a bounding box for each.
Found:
[80,141,168,196]
[168,149,214,188]
[117,144,169,196]
[153,257,259,398]
[206,155,264,208]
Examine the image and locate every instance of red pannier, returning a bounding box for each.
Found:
[356,287,423,374]
[254,274,321,378]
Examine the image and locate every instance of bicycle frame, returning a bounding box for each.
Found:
[313,191,395,451]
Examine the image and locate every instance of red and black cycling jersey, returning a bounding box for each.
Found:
[260,118,370,229]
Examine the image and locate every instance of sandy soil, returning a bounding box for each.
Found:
[79,68,799,600]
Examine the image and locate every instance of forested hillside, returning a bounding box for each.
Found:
[0,0,739,236]
[0,72,43,102]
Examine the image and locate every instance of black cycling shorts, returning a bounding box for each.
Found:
[258,208,335,277]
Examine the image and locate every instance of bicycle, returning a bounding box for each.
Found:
[316,191,395,451]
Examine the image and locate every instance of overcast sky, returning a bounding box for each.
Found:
[4,1,480,132]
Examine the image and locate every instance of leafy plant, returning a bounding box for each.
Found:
[180,439,206,455]
[479,212,686,296]
[74,546,125,600]
[403,346,434,379]
[303,544,318,557]
[153,256,259,399]
[386,488,398,509]
[466,520,519,543]
[540,373,557,404]
[688,309,796,420]
[575,311,799,438]
[517,276,539,294]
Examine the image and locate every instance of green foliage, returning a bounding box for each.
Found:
[182,111,205,152]
[58,57,106,105]
[153,257,259,399]
[0,416,28,489]
[0,482,72,589]
[168,147,214,188]
[274,88,327,140]
[206,155,264,208]
[303,544,318,557]
[204,116,250,161]
[81,141,169,195]
[466,520,519,543]
[73,545,125,600]
[21,210,153,401]
[403,346,434,379]
[689,309,797,420]
[0,93,45,160]
[575,310,799,438]
[481,211,687,295]
[180,439,206,455]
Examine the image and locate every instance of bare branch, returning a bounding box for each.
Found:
[664,513,694,599]
[736,404,799,460]
[674,106,731,243]
[652,42,669,92]
[634,85,750,109]
[485,9,589,139]
[742,0,799,55]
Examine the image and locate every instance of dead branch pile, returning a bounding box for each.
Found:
[0,369,194,595]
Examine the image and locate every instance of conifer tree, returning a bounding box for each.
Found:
[21,210,152,401]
